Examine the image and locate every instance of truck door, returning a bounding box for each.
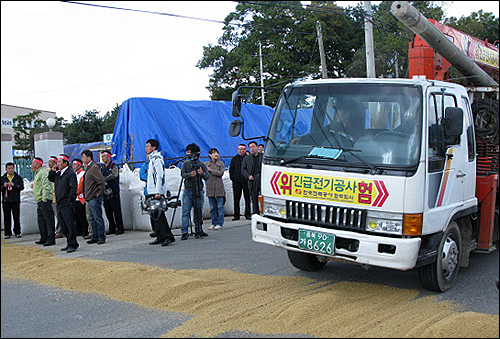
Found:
[427,90,466,210]
[461,96,476,202]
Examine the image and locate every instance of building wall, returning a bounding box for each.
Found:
[1,104,57,138]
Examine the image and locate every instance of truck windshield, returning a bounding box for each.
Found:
[266,83,422,169]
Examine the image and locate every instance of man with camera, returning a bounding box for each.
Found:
[180,143,209,240]
[145,139,175,247]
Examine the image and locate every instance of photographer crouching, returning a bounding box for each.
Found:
[180,143,209,240]
[145,139,175,247]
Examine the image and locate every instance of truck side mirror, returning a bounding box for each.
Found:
[229,120,242,137]
[232,90,241,117]
[443,107,463,138]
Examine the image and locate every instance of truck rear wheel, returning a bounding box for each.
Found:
[419,221,462,292]
[287,250,327,271]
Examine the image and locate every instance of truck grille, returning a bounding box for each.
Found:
[286,200,366,231]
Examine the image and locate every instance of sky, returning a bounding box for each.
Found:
[2,1,499,122]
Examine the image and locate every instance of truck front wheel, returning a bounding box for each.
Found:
[287,250,327,271]
[419,221,462,292]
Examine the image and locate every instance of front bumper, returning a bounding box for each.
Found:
[251,214,421,271]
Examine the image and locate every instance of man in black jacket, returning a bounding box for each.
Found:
[100,150,124,235]
[241,141,263,215]
[48,154,79,253]
[229,144,251,220]
[1,162,24,238]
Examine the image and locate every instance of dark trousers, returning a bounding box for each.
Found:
[57,203,79,249]
[37,201,55,243]
[103,194,124,232]
[248,178,261,214]
[2,201,21,236]
[74,201,89,236]
[232,181,251,218]
[150,210,174,242]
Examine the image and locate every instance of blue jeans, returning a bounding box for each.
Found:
[181,190,204,234]
[208,197,224,226]
[87,196,105,241]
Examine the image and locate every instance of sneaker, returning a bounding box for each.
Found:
[208,225,215,230]
[214,225,222,230]
[83,234,92,239]
[181,233,189,241]
[15,234,21,238]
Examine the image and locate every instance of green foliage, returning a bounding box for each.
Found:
[63,103,120,145]
[197,1,363,107]
[198,0,498,102]
[445,10,499,47]
[13,111,65,157]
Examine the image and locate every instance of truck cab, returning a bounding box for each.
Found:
[247,77,479,292]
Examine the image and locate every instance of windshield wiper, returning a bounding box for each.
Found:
[281,148,383,175]
[340,148,383,175]
[280,154,346,165]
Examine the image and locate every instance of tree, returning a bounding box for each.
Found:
[445,10,499,47]
[13,111,65,157]
[197,1,363,107]
[346,1,446,78]
[63,103,121,145]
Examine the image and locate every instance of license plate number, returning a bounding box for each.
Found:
[298,229,335,255]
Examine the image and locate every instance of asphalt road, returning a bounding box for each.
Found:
[1,217,498,338]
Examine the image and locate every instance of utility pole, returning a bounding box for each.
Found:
[364,1,376,78]
[316,21,328,79]
[259,41,265,106]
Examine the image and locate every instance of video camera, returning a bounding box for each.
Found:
[140,191,181,214]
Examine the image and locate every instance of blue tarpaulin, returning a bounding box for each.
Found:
[111,97,274,168]
[64,141,108,163]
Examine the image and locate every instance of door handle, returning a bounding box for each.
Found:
[456,172,466,178]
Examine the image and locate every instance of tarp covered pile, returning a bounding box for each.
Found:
[111,98,274,167]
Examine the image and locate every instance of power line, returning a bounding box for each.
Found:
[62,1,226,24]
[61,1,315,36]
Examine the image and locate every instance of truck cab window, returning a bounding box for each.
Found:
[428,93,457,172]
[462,97,475,162]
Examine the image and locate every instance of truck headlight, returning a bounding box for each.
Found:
[366,211,403,235]
[263,197,286,219]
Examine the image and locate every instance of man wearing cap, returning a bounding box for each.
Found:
[31,157,56,246]
[81,149,106,245]
[100,150,124,235]
[72,159,89,238]
[49,154,79,253]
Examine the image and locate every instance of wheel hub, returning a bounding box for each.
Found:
[441,236,459,279]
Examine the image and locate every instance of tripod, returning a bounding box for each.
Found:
[168,158,204,237]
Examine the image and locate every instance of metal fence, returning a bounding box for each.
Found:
[13,158,33,181]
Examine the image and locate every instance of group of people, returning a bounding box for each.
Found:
[2,149,124,253]
[141,139,264,247]
[1,139,264,251]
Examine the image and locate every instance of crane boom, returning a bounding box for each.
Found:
[391,1,498,86]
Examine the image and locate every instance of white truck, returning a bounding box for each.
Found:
[229,2,498,292]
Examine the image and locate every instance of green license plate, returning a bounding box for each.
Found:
[298,229,335,255]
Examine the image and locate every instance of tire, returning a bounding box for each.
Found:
[419,221,462,292]
[287,250,327,272]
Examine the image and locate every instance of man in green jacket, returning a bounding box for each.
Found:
[31,157,56,246]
